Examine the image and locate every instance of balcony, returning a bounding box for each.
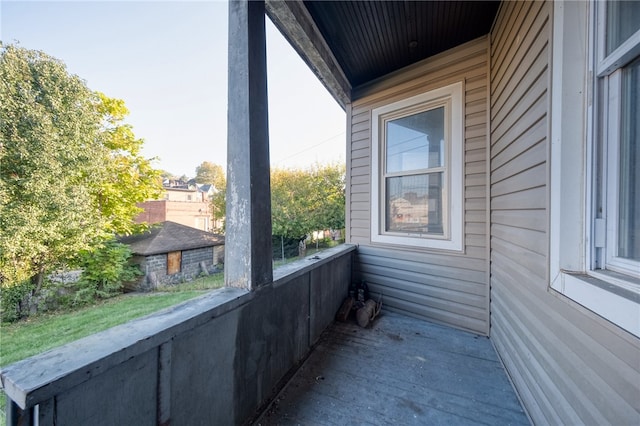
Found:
[256,312,528,425]
[1,244,527,425]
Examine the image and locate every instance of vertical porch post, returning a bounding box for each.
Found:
[225,0,273,290]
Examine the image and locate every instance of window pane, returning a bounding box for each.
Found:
[386,107,444,173]
[618,57,640,260]
[606,0,640,55]
[385,173,443,235]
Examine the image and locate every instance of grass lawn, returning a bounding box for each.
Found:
[0,273,224,367]
[0,273,224,425]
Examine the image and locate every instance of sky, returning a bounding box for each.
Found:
[0,0,346,177]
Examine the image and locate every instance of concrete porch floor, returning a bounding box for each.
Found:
[255,311,529,425]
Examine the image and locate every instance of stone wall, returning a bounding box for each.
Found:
[213,245,225,265]
[135,246,223,290]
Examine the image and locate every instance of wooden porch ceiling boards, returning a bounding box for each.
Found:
[302,0,500,88]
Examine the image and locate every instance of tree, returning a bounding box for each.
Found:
[307,163,346,232]
[93,92,162,235]
[195,161,225,190]
[0,44,105,289]
[0,44,162,304]
[160,170,178,181]
[195,161,226,231]
[210,188,226,233]
[270,163,345,257]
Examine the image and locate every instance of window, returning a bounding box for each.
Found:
[550,1,639,337]
[167,251,182,275]
[595,1,640,278]
[371,82,463,251]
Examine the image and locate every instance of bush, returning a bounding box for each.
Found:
[272,235,304,260]
[73,240,141,306]
[0,279,35,322]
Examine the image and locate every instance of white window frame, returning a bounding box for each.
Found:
[550,0,640,337]
[371,82,464,251]
[602,69,640,278]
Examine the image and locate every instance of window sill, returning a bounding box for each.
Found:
[551,271,640,337]
[371,233,463,252]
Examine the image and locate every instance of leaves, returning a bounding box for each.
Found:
[0,44,162,293]
[73,240,142,305]
[270,163,345,241]
[0,44,105,285]
[92,92,163,235]
[210,187,226,233]
[194,161,226,232]
[195,161,225,190]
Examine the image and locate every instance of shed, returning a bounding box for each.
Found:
[119,221,224,290]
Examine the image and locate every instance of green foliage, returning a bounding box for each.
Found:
[308,163,346,232]
[160,170,179,180]
[210,187,226,232]
[271,163,346,241]
[156,272,224,292]
[272,235,302,260]
[0,291,212,366]
[0,44,105,287]
[0,279,34,323]
[93,93,163,235]
[271,168,310,240]
[195,161,225,190]
[0,44,161,305]
[195,161,226,232]
[73,240,141,305]
[0,272,226,366]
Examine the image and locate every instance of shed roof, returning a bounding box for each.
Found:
[119,221,224,256]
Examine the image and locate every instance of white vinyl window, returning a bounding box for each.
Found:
[595,1,640,279]
[371,82,463,251]
[550,1,640,337]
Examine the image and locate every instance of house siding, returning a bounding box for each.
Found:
[489,1,640,424]
[348,37,490,335]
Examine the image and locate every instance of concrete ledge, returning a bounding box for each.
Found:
[1,287,252,409]
[273,243,356,285]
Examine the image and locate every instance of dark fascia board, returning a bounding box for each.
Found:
[266,0,351,109]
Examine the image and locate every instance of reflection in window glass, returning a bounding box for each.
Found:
[606,0,640,55]
[618,57,639,260]
[386,107,444,173]
[385,173,443,235]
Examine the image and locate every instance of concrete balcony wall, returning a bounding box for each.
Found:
[1,244,355,426]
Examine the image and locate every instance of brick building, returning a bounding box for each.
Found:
[136,186,211,231]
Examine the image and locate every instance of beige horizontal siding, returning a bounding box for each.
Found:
[356,246,488,333]
[466,173,486,187]
[347,37,490,334]
[489,1,640,424]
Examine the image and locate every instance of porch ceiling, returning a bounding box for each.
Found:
[304,0,499,88]
[267,0,499,107]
